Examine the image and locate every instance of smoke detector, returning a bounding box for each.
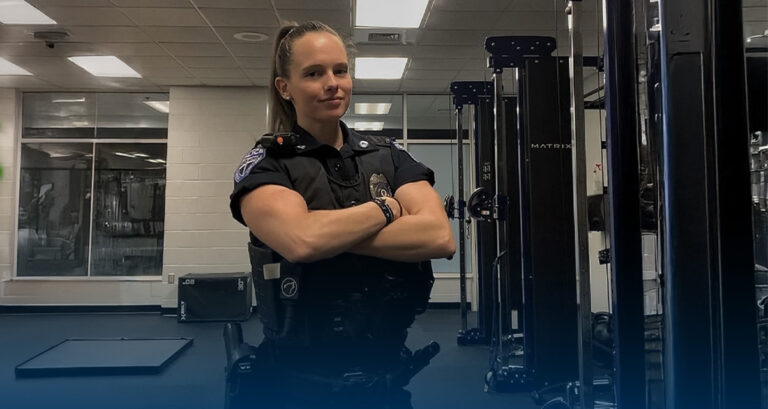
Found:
[34,30,69,48]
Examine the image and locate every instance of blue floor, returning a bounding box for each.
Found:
[0,309,539,409]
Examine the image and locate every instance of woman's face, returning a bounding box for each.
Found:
[276,31,352,127]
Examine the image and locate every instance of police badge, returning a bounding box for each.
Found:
[369,173,393,198]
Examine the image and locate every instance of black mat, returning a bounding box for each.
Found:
[15,337,193,378]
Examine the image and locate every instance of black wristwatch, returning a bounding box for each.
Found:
[372,197,395,225]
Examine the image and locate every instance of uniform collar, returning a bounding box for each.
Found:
[291,121,379,154]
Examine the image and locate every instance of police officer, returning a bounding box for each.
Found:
[228,21,455,409]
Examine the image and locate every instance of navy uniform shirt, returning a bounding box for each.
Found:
[230,121,435,241]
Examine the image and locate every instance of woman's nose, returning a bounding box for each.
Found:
[324,71,338,90]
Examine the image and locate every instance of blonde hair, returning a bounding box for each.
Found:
[269,21,345,133]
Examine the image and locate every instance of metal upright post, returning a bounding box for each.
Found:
[566,1,593,408]
[456,104,468,332]
[491,69,509,366]
[657,0,760,407]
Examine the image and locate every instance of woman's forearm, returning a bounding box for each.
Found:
[348,214,455,262]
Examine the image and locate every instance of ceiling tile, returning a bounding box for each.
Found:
[142,27,220,43]
[274,0,348,9]
[433,0,513,11]
[34,7,135,26]
[278,10,350,31]
[413,45,483,59]
[194,0,272,8]
[508,0,599,11]
[66,26,152,43]
[199,78,255,86]
[404,70,458,80]
[425,11,504,30]
[744,7,768,22]
[161,42,230,56]
[121,8,207,26]
[236,56,271,69]
[244,69,270,80]
[401,79,451,92]
[452,70,494,82]
[28,0,112,6]
[410,58,486,71]
[416,30,488,46]
[119,56,185,68]
[133,66,193,77]
[353,44,414,58]
[4,56,86,76]
[0,76,58,89]
[0,26,39,42]
[226,43,273,57]
[93,42,170,55]
[0,42,168,57]
[145,77,203,86]
[353,79,403,92]
[177,56,241,68]
[188,68,247,78]
[111,0,191,6]
[199,8,278,27]
[745,22,768,37]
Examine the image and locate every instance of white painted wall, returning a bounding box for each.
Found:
[161,86,266,308]
[0,90,17,284]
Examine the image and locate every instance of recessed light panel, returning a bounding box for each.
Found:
[354,58,408,80]
[68,56,142,78]
[355,0,429,28]
[353,122,385,131]
[0,57,32,76]
[355,103,392,115]
[0,1,56,25]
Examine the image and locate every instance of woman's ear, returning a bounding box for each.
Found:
[275,77,290,100]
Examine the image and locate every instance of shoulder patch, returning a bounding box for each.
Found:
[234,147,266,183]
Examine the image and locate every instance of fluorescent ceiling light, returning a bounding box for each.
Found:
[132,153,149,158]
[67,56,141,78]
[143,100,169,113]
[355,103,392,115]
[355,0,429,28]
[353,121,385,131]
[0,1,56,24]
[52,98,85,103]
[114,152,135,158]
[354,58,407,79]
[0,57,32,76]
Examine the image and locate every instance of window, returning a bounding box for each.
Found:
[16,93,168,277]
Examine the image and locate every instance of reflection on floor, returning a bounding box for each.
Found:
[0,309,538,409]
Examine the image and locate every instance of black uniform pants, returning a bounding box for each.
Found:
[226,339,414,409]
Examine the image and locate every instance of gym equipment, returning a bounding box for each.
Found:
[15,337,192,377]
[177,272,252,322]
[480,36,579,392]
[449,81,496,346]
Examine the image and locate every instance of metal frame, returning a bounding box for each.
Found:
[13,92,170,281]
[657,0,760,407]
[485,36,579,389]
[602,1,647,408]
[566,1,594,408]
